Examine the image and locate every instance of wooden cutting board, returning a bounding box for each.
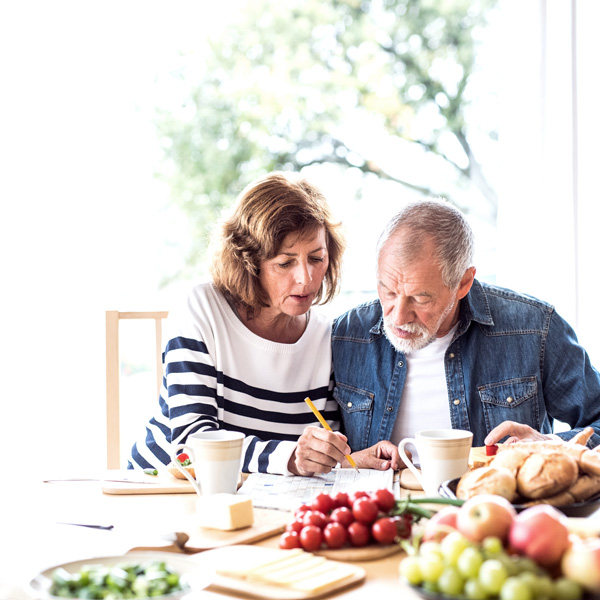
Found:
[184,508,291,551]
[101,470,196,495]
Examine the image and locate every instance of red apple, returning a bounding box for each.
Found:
[508,505,569,568]
[562,536,600,593]
[429,505,460,529]
[422,506,460,542]
[456,494,517,543]
[422,523,457,543]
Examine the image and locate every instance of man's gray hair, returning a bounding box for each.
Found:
[376,199,474,290]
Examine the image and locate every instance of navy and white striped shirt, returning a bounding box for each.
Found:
[129,282,339,474]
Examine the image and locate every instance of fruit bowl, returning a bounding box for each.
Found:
[439,478,600,517]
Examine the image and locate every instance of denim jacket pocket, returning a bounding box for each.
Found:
[333,383,374,451]
[478,376,540,432]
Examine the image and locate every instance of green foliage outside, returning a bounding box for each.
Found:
[156,0,499,279]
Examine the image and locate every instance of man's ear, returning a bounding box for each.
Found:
[456,267,476,300]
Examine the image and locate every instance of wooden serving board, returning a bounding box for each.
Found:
[315,543,402,562]
[190,545,366,599]
[184,508,290,551]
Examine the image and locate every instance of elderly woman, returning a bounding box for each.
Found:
[129,172,399,476]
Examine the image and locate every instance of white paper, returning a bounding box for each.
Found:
[237,468,394,511]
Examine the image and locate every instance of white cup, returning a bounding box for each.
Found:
[171,430,244,496]
[398,429,473,497]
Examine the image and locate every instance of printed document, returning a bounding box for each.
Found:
[237,467,394,511]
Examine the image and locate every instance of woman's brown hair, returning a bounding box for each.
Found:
[210,172,345,311]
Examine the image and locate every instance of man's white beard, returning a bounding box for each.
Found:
[382,300,456,355]
[383,320,434,354]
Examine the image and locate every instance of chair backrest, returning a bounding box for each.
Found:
[105,310,168,469]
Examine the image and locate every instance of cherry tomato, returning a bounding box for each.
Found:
[349,490,370,505]
[330,506,354,528]
[347,521,371,547]
[299,525,323,551]
[331,491,350,509]
[323,522,348,549]
[352,497,379,524]
[311,492,335,514]
[285,520,304,534]
[177,453,189,463]
[370,488,395,513]
[279,531,301,549]
[393,515,412,539]
[486,444,499,456]
[294,504,311,517]
[372,517,397,545]
[303,510,329,529]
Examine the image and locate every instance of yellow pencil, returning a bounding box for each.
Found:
[304,396,360,473]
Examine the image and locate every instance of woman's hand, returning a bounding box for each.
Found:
[287,427,351,476]
[346,440,406,471]
[484,420,562,446]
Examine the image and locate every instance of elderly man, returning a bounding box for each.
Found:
[334,199,600,465]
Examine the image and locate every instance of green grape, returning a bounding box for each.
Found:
[421,580,440,595]
[464,578,488,600]
[457,546,484,579]
[499,577,533,600]
[496,552,520,577]
[513,556,539,575]
[533,574,554,600]
[419,552,445,583]
[482,536,504,556]
[441,531,471,566]
[420,541,443,558]
[553,578,584,600]
[399,555,423,586]
[438,566,464,597]
[479,559,508,595]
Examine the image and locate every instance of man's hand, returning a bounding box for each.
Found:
[345,440,406,471]
[287,426,351,476]
[484,420,561,446]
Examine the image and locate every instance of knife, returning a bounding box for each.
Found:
[44,478,161,484]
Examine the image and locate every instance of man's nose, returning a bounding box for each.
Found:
[392,298,413,324]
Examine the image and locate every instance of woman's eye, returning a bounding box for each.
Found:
[310,256,324,263]
[278,261,292,268]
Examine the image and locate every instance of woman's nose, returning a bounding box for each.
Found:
[295,262,312,284]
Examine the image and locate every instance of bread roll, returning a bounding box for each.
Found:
[468,447,494,470]
[167,463,195,480]
[516,452,578,499]
[490,447,530,476]
[456,466,517,502]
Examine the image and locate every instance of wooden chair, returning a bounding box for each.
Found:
[105,310,168,469]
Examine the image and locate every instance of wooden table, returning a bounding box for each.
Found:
[1,476,418,600]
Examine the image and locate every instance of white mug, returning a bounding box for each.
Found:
[398,429,473,497]
[171,430,244,496]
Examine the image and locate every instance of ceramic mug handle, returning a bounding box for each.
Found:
[398,437,425,490]
[171,443,201,496]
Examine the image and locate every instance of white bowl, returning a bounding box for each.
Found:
[27,551,211,600]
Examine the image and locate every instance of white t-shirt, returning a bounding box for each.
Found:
[390,326,457,445]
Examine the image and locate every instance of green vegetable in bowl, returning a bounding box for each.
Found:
[49,560,188,598]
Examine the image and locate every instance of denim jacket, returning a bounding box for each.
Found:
[331,279,600,450]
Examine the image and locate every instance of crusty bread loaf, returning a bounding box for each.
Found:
[490,447,530,477]
[516,452,578,499]
[167,463,195,480]
[456,466,517,502]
